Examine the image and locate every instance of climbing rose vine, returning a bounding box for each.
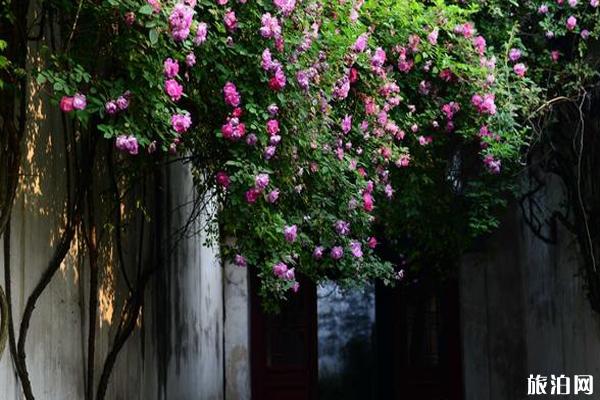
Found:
[39,0,532,307]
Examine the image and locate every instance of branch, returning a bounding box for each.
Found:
[0,284,7,360]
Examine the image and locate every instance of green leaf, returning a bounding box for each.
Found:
[149,29,159,45]
[139,4,154,15]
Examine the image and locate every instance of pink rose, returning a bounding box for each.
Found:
[59,96,74,112]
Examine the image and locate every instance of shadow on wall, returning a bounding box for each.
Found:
[317,283,377,400]
[319,337,375,400]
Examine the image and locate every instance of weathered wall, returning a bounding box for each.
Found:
[317,283,376,400]
[0,39,224,400]
[223,261,250,400]
[461,190,600,399]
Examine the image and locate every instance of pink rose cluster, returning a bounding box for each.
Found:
[171,112,192,133]
[272,262,299,292]
[471,93,497,115]
[59,93,87,113]
[264,116,282,159]
[105,92,131,116]
[261,49,287,91]
[221,82,247,141]
[115,135,139,155]
[245,173,271,204]
[169,3,194,41]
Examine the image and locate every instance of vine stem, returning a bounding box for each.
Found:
[0,284,7,360]
[574,90,596,273]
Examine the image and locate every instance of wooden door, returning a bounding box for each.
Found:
[251,277,318,400]
[376,280,463,400]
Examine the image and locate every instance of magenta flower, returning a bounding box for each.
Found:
[284,225,298,242]
[169,4,194,41]
[59,96,74,112]
[296,70,310,90]
[334,220,350,236]
[330,246,344,260]
[115,135,139,155]
[261,48,274,71]
[264,146,277,160]
[234,254,247,267]
[428,28,439,45]
[224,10,237,32]
[352,33,368,52]
[483,154,501,174]
[245,188,261,203]
[147,0,161,13]
[581,30,590,40]
[260,13,281,38]
[171,113,192,133]
[538,4,549,13]
[185,53,196,67]
[341,115,352,134]
[473,36,486,55]
[255,173,270,190]
[246,133,258,146]
[194,22,208,45]
[291,282,300,293]
[116,96,129,110]
[442,102,460,120]
[471,93,496,115]
[266,189,280,203]
[363,192,374,212]
[566,16,577,31]
[266,119,280,135]
[72,93,87,110]
[216,171,230,188]
[592,0,599,7]
[273,262,288,278]
[221,118,246,140]
[267,104,279,116]
[513,63,527,77]
[223,82,241,107]
[367,237,378,249]
[313,246,324,260]
[349,241,363,258]
[509,48,522,62]
[165,79,184,101]
[268,67,287,91]
[371,47,386,69]
[273,0,296,15]
[105,101,117,115]
[332,76,350,100]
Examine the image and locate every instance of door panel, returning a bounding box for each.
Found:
[376,280,463,400]
[251,276,318,400]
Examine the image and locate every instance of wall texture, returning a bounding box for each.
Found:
[461,195,600,400]
[0,39,224,399]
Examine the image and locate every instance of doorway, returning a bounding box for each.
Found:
[250,277,318,400]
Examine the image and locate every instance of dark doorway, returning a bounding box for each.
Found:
[376,279,463,400]
[250,276,318,400]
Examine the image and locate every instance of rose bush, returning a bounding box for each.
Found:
[38,0,534,307]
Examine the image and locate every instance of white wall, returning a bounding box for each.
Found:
[0,40,224,400]
[461,191,600,400]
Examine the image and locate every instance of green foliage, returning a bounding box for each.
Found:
[34,0,550,307]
